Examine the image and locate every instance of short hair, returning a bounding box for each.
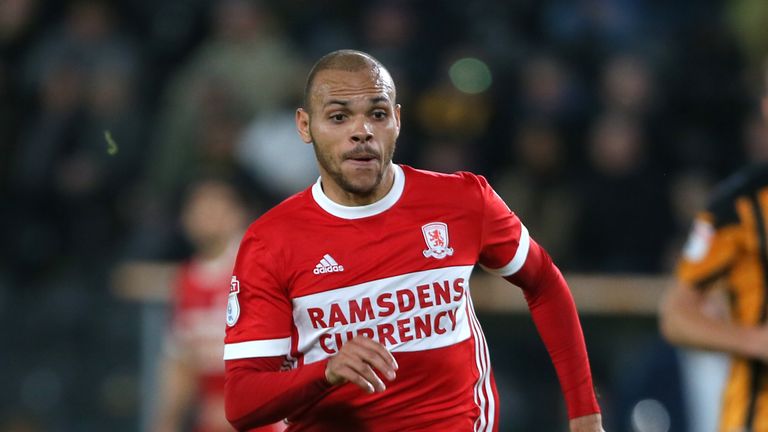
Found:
[303,49,395,110]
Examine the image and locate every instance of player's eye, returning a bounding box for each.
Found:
[330,113,346,122]
[372,110,387,120]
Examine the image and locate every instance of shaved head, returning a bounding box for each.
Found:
[303,49,396,112]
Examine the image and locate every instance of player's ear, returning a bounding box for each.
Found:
[296,108,312,144]
[394,104,402,138]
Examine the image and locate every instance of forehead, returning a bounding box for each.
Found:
[311,68,395,108]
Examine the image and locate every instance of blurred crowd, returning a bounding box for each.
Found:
[1,0,767,430]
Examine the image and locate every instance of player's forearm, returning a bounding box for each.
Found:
[660,282,759,357]
[506,242,600,419]
[523,266,599,418]
[224,358,332,430]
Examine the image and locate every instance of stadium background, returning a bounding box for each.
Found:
[1,0,767,430]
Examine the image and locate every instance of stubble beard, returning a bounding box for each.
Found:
[310,133,395,199]
[313,141,391,198]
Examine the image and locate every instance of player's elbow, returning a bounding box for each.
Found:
[224,396,264,431]
[224,390,246,430]
[658,289,687,346]
[224,374,279,431]
[224,374,258,431]
[658,309,678,345]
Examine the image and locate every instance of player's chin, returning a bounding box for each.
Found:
[341,172,382,196]
[347,177,380,195]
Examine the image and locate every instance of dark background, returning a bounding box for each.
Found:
[1,0,764,430]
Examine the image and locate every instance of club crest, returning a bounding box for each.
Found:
[226,276,241,327]
[421,222,454,259]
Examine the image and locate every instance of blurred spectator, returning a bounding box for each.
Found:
[126,101,256,260]
[235,107,318,201]
[726,0,768,80]
[417,138,478,174]
[0,413,43,432]
[663,171,715,270]
[144,0,305,203]
[132,0,307,259]
[22,0,139,94]
[597,53,678,182]
[359,1,425,100]
[494,120,579,267]
[152,177,283,432]
[664,6,747,178]
[7,0,143,275]
[416,53,494,137]
[0,0,40,183]
[599,54,655,117]
[414,48,494,171]
[360,2,418,76]
[543,0,651,55]
[0,0,38,46]
[575,112,673,272]
[513,53,589,152]
[742,112,768,162]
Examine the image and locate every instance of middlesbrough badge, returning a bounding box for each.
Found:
[421,222,454,259]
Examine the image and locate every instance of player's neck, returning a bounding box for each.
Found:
[320,163,395,207]
[195,235,238,262]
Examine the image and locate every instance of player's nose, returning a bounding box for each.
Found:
[350,117,373,143]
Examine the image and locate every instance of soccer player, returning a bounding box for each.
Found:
[153,178,283,432]
[659,74,768,431]
[223,50,604,431]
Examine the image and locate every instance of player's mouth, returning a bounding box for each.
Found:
[344,151,380,167]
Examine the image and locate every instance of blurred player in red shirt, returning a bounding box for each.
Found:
[153,178,284,432]
[224,50,604,431]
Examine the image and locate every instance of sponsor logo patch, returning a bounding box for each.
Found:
[226,276,241,327]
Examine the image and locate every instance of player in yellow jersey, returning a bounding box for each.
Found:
[660,66,768,432]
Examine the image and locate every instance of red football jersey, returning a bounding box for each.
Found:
[224,164,531,431]
[171,245,285,432]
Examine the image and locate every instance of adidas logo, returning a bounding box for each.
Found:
[314,254,344,275]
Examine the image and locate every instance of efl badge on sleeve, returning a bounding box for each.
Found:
[226,276,241,327]
[422,222,454,259]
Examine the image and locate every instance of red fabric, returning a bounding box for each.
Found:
[505,239,600,419]
[224,167,508,431]
[225,357,331,430]
[223,165,597,430]
[225,344,490,432]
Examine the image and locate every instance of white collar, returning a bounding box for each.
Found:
[311,164,404,219]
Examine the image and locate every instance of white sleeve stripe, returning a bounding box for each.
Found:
[482,225,530,277]
[223,337,291,360]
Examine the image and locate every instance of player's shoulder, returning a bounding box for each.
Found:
[401,165,491,195]
[707,164,768,225]
[245,188,313,237]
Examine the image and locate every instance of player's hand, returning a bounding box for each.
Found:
[324,335,398,394]
[569,413,605,432]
